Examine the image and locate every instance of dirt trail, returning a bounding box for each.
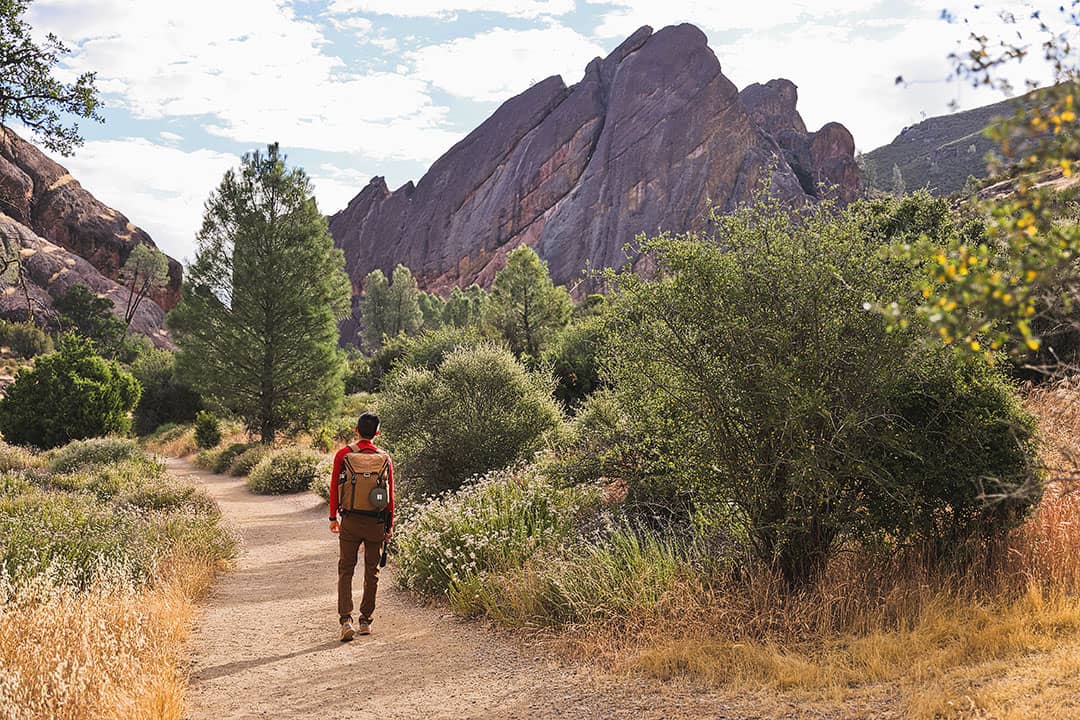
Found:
[172,458,748,720]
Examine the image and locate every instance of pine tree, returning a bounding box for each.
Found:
[168,144,351,443]
[486,245,572,359]
[359,263,422,349]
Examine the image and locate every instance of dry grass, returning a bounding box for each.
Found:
[0,556,218,720]
[584,380,1080,718]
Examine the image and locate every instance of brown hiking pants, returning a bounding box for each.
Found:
[337,513,384,622]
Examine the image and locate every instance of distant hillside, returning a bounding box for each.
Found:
[863,92,1034,195]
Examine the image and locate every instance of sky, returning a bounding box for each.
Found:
[21,0,1067,263]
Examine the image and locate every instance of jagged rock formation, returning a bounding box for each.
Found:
[330,24,860,303]
[0,127,180,345]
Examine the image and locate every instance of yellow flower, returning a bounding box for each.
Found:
[970,340,981,352]
[1026,338,1041,351]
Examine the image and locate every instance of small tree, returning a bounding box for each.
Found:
[129,348,202,435]
[485,246,572,360]
[168,144,351,443]
[359,264,423,350]
[0,335,140,448]
[0,0,102,155]
[119,244,169,330]
[54,285,126,354]
[379,344,562,494]
[194,410,221,449]
[443,284,488,328]
[417,291,445,330]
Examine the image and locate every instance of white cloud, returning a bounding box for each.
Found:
[30,0,457,163]
[159,131,183,143]
[409,25,604,101]
[327,0,575,19]
[47,138,239,262]
[585,0,882,38]
[309,163,372,214]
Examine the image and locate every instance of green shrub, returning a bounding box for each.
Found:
[342,392,378,416]
[379,344,563,494]
[311,457,333,502]
[0,335,141,449]
[0,320,53,358]
[393,325,486,376]
[541,317,605,409]
[542,389,635,486]
[193,448,221,471]
[47,437,145,473]
[603,194,1042,588]
[310,416,357,453]
[247,448,321,495]
[0,441,40,472]
[395,465,601,597]
[211,442,254,474]
[130,349,202,435]
[194,410,221,449]
[0,456,235,591]
[228,444,269,476]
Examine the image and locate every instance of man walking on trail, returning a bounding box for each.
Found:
[329,411,395,642]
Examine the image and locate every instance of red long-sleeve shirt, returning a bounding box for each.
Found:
[328,439,395,530]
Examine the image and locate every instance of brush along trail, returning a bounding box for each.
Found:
[171,458,893,720]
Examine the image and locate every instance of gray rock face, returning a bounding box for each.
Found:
[329,24,860,305]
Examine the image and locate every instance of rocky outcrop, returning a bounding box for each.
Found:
[0,214,170,346]
[330,24,860,307]
[0,126,182,309]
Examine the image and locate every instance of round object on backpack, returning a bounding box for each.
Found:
[369,485,389,510]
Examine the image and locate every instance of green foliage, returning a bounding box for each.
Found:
[211,442,255,474]
[246,448,321,495]
[541,316,605,408]
[0,0,102,156]
[129,348,202,435]
[542,389,635,487]
[393,325,487,376]
[193,410,221,450]
[603,195,1041,587]
[118,244,169,329]
[485,246,572,360]
[47,437,143,473]
[417,291,445,330]
[0,451,234,591]
[379,344,563,495]
[443,284,488,328]
[0,335,140,449]
[395,465,601,597]
[310,457,333,502]
[359,264,423,350]
[888,9,1080,360]
[227,444,269,477]
[169,144,350,443]
[54,285,126,355]
[310,415,356,453]
[0,319,52,358]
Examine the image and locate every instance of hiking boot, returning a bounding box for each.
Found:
[357,618,372,636]
[340,619,356,642]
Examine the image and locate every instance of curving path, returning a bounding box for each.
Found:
[171,458,857,720]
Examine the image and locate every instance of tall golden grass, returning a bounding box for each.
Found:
[577,380,1080,718]
[0,557,217,720]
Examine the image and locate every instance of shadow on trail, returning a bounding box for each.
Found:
[190,639,342,685]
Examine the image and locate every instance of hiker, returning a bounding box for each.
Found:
[329,411,395,641]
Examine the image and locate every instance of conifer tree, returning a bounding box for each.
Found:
[169,144,350,443]
[486,245,571,359]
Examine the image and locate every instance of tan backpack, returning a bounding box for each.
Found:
[338,446,390,512]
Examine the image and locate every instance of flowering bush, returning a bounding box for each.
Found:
[395,464,600,596]
[246,448,321,495]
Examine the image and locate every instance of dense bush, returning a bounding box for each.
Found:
[393,325,487,376]
[228,444,269,476]
[379,344,563,494]
[194,410,221,449]
[212,442,255,474]
[246,448,321,495]
[0,441,40,472]
[311,457,333,501]
[395,465,601,597]
[0,320,53,358]
[129,349,202,435]
[310,415,358,453]
[542,389,636,487]
[0,335,141,449]
[47,437,144,473]
[541,317,605,408]
[0,441,235,590]
[602,195,1041,587]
